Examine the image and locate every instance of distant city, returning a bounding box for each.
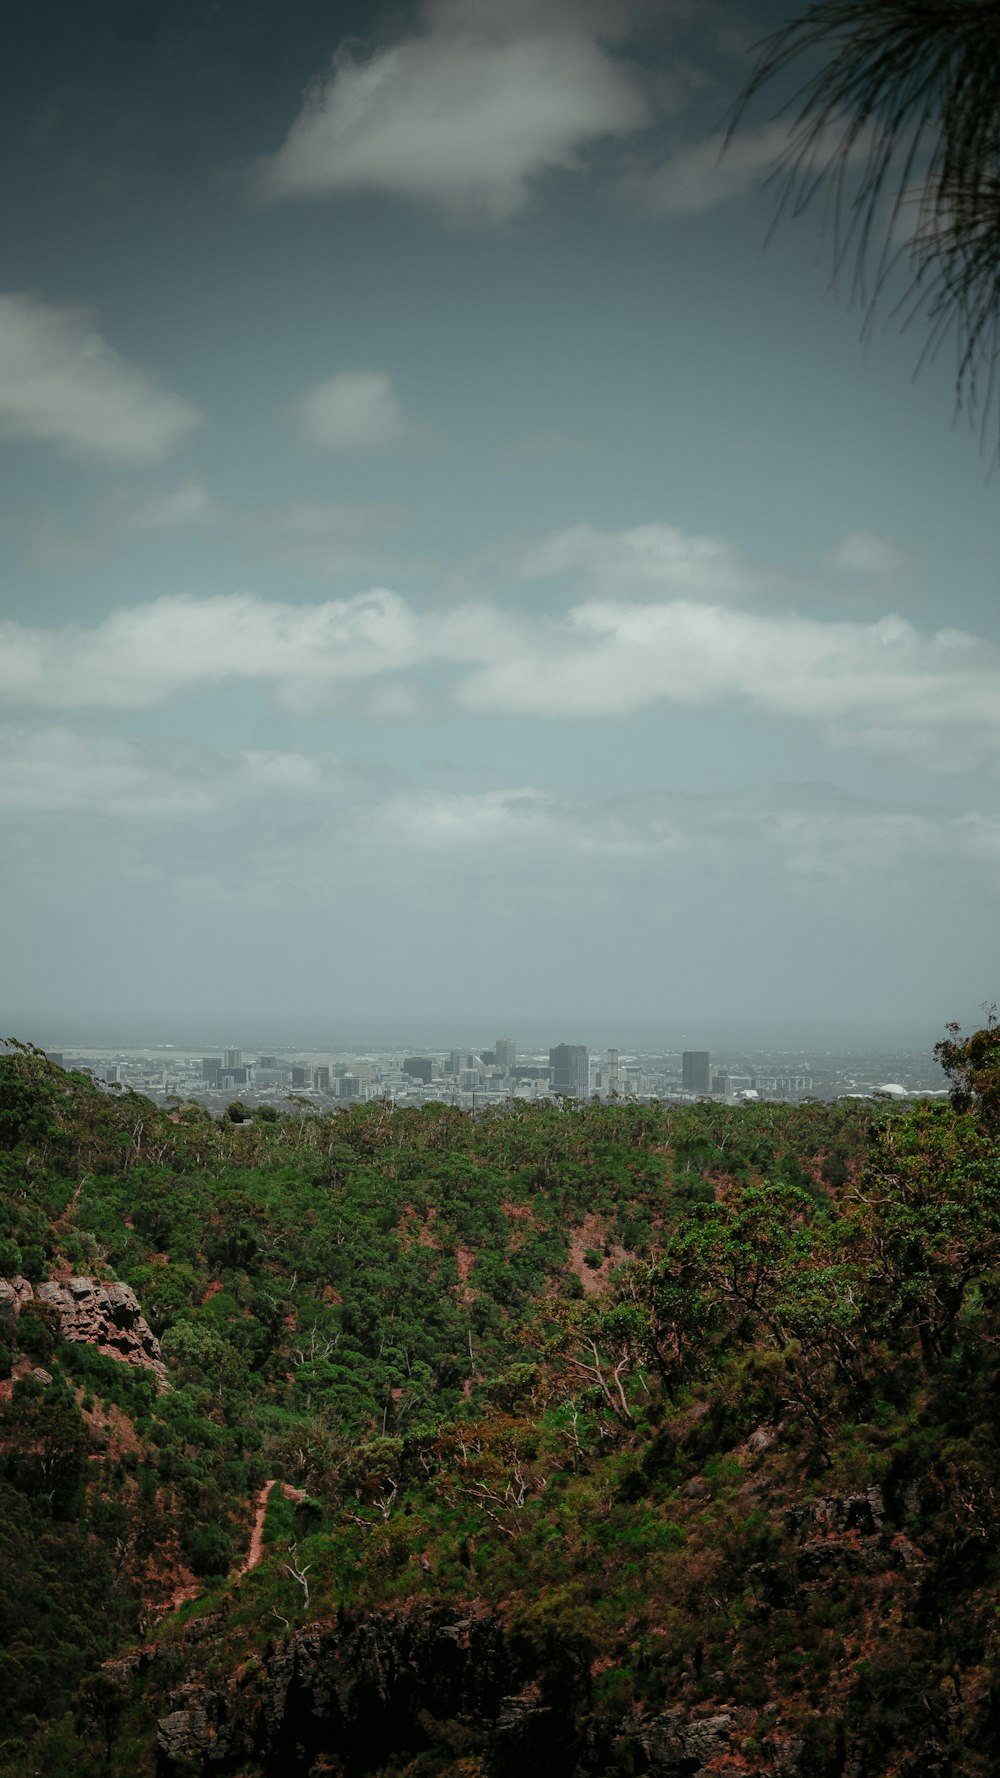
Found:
[34,1037,951,1112]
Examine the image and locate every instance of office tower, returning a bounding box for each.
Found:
[202,1057,222,1082]
[682,1051,711,1094]
[403,1056,434,1084]
[313,1066,331,1093]
[290,1066,309,1087]
[549,1044,590,1099]
[224,1048,242,1070]
[257,1054,278,1070]
[445,1050,462,1075]
[495,1038,516,1071]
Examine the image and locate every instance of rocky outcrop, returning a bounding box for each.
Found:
[150,1606,762,1778]
[1,1273,169,1391]
[0,1274,34,1335]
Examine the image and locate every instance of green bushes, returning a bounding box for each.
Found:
[6,1040,1000,1775]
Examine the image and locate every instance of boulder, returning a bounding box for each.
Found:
[29,1276,169,1391]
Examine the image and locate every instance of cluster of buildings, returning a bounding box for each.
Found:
[43,1041,815,1110]
[40,1039,945,1112]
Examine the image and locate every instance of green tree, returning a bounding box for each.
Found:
[935,1013,1000,1128]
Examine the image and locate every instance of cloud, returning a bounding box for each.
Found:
[293,371,423,451]
[0,292,202,461]
[1,729,990,923]
[0,726,335,819]
[616,122,790,216]
[833,530,907,574]
[519,521,757,598]
[2,729,995,1045]
[259,498,414,581]
[257,0,649,223]
[6,515,1000,770]
[124,482,217,529]
[0,589,422,710]
[616,119,873,219]
[456,600,1000,770]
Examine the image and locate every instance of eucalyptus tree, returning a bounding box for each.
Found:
[732,0,1000,443]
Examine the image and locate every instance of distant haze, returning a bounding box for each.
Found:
[7,1013,968,1060]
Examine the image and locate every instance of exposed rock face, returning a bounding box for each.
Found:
[1,1273,169,1391]
[0,1275,34,1335]
[150,1607,760,1778]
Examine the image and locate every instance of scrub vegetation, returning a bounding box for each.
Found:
[2,1028,1000,1775]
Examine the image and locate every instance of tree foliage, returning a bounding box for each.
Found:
[1,1035,1000,1774]
[732,0,1000,443]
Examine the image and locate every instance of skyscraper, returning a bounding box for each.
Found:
[403,1057,434,1084]
[224,1048,242,1070]
[682,1051,711,1094]
[549,1044,590,1098]
[495,1038,516,1072]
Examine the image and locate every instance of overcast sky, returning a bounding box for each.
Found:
[2,0,998,1049]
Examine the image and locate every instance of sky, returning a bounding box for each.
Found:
[2,0,999,1050]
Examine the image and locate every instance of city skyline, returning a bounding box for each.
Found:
[26,1025,949,1113]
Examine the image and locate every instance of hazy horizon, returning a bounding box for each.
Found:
[6,1011,969,1059]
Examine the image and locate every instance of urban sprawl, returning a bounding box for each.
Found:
[39,1041,949,1113]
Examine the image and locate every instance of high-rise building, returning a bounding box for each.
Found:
[403,1056,434,1084]
[313,1066,331,1093]
[257,1054,278,1070]
[549,1044,590,1099]
[224,1048,242,1070]
[202,1057,222,1082]
[682,1051,711,1094]
[290,1066,309,1087]
[495,1038,516,1071]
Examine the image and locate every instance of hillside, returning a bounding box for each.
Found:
[1,1036,1000,1776]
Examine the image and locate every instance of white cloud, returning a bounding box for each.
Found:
[125,482,217,529]
[294,371,421,451]
[616,122,791,217]
[258,0,649,223]
[0,292,202,461]
[0,727,335,819]
[0,589,422,710]
[833,530,907,574]
[456,600,1000,770]
[1,730,990,922]
[519,521,757,598]
[5,515,1000,771]
[617,119,873,219]
[379,786,554,848]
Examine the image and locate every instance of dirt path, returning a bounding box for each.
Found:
[237,1479,306,1577]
